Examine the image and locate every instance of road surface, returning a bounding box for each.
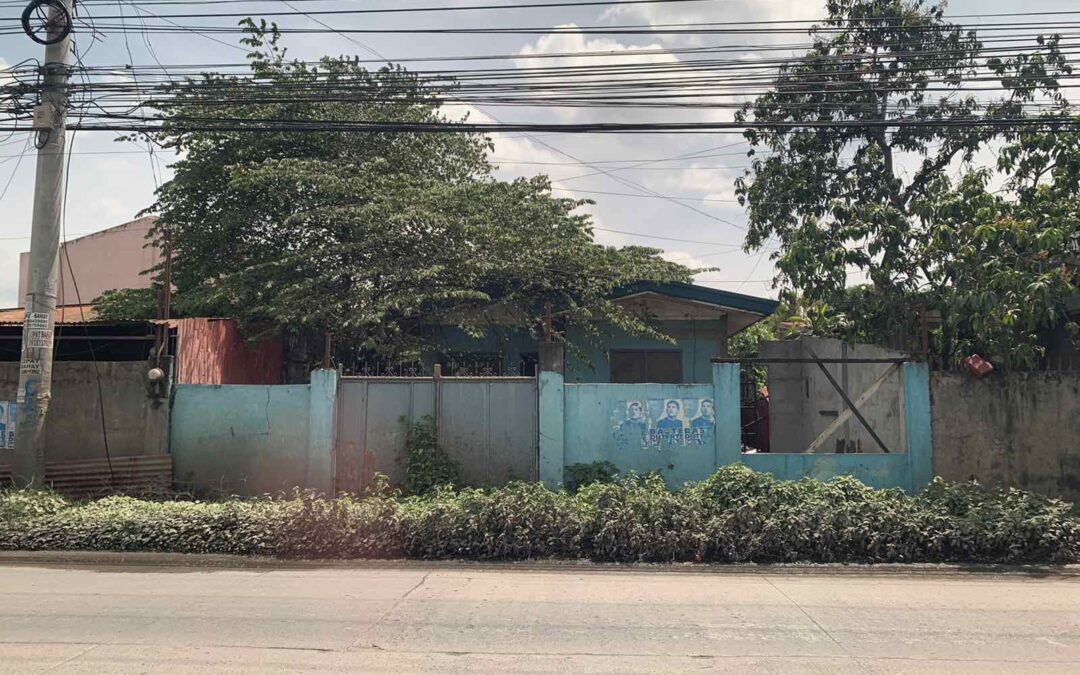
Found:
[1,560,1079,673]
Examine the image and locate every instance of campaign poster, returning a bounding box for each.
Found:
[611,397,715,451]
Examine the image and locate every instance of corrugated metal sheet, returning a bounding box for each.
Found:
[0,304,98,325]
[0,455,173,496]
[173,318,283,385]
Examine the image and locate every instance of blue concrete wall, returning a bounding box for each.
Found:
[544,363,933,492]
[171,370,338,496]
[538,370,565,489]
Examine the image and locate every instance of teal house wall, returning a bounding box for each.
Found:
[410,282,779,384]
[427,319,726,383]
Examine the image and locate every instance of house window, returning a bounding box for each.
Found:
[610,350,682,383]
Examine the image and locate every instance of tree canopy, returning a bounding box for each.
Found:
[734,0,1078,368]
[97,21,693,358]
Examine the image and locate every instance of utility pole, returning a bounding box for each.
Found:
[14,0,75,486]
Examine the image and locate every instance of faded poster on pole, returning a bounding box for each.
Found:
[0,401,15,450]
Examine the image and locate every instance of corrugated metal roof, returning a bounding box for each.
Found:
[0,304,99,325]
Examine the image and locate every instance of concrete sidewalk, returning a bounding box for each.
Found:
[1,560,1079,673]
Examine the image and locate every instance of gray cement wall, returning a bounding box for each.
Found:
[932,372,1080,501]
[0,361,168,464]
[761,338,906,454]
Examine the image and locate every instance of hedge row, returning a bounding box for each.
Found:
[2,465,1078,563]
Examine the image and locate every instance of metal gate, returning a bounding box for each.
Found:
[336,375,538,493]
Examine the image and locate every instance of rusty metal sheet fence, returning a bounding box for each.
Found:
[336,375,538,493]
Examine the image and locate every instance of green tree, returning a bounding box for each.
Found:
[913,131,1080,368]
[735,0,1070,300]
[733,0,1077,368]
[99,21,693,358]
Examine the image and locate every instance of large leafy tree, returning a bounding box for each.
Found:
[736,0,1070,298]
[734,0,1077,368]
[914,130,1080,367]
[99,22,692,357]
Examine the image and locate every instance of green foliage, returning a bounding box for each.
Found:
[0,489,69,522]
[734,0,1078,368]
[401,416,462,496]
[563,461,619,494]
[93,288,159,322]
[131,21,691,358]
[3,466,1078,564]
[727,320,777,387]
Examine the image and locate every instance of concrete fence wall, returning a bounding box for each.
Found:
[932,372,1080,502]
[0,360,169,463]
[335,377,538,494]
[542,362,934,492]
[169,370,336,496]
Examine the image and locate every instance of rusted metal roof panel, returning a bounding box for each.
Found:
[0,304,98,326]
[0,455,173,496]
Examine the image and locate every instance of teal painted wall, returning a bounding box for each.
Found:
[545,363,933,491]
[538,370,565,489]
[171,370,337,496]
[562,382,717,488]
[427,319,724,383]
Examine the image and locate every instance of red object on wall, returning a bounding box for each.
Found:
[963,354,994,379]
[172,318,283,385]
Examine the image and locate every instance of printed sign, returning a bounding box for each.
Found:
[26,330,53,349]
[26,312,50,331]
[0,401,15,450]
[19,359,42,376]
[611,398,716,451]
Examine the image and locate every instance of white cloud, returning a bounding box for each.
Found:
[601,0,826,47]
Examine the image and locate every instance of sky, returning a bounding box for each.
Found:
[0,0,1076,308]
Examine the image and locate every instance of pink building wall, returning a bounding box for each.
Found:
[17,216,160,308]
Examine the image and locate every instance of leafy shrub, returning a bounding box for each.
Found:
[0,489,70,521]
[563,461,619,493]
[401,416,462,496]
[2,465,1078,564]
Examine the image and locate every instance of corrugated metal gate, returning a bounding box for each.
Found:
[336,376,538,492]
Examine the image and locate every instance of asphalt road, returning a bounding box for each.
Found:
[1,560,1079,673]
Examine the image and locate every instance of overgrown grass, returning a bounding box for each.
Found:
[2,465,1078,564]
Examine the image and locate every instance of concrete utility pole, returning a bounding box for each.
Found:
[14,0,75,486]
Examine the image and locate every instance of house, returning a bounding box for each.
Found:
[9,215,778,384]
[417,282,778,383]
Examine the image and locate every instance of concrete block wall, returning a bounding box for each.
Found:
[932,372,1080,502]
[0,360,169,463]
